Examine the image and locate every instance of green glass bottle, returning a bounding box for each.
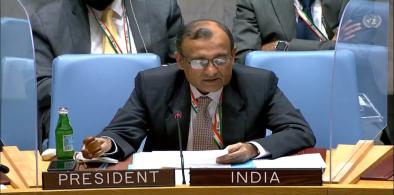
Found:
[55,107,74,159]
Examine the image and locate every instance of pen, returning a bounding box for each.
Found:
[99,163,108,170]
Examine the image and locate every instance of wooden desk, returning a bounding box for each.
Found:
[2,181,393,195]
[1,150,393,195]
[326,180,393,195]
[3,185,326,195]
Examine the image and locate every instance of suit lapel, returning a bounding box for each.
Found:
[165,78,191,150]
[124,0,152,53]
[222,80,246,146]
[70,0,91,53]
[320,0,334,39]
[271,0,297,40]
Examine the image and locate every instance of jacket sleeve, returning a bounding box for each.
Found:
[166,0,184,60]
[287,38,335,51]
[30,10,54,110]
[253,73,316,159]
[98,72,149,160]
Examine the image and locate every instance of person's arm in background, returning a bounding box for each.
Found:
[166,0,184,60]
[233,0,350,63]
[24,0,91,149]
[28,7,56,149]
[261,0,352,51]
[29,10,53,113]
[232,0,263,64]
[233,0,335,63]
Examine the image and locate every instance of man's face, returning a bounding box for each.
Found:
[83,0,114,10]
[176,24,235,94]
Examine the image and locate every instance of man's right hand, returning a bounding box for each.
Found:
[81,136,112,159]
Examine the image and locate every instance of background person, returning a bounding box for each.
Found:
[233,0,349,63]
[23,0,184,150]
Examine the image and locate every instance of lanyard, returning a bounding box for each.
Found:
[294,2,329,41]
[90,3,132,54]
[190,89,224,149]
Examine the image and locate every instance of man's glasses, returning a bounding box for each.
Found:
[181,54,231,69]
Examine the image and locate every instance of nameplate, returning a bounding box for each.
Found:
[190,168,322,186]
[42,169,175,190]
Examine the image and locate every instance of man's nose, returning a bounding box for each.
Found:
[204,62,219,75]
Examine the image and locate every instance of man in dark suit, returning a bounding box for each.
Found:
[23,0,183,150]
[82,19,315,163]
[233,0,350,64]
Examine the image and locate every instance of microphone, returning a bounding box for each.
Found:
[174,111,186,184]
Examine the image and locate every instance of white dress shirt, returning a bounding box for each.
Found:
[87,0,137,54]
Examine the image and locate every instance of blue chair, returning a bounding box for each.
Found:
[0,17,34,60]
[48,54,161,150]
[0,57,37,150]
[245,51,361,148]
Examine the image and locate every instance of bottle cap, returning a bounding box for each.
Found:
[58,107,69,114]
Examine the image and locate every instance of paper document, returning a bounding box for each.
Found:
[129,151,325,170]
[253,153,326,169]
[129,150,230,169]
[74,152,118,164]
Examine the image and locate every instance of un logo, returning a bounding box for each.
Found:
[362,14,382,29]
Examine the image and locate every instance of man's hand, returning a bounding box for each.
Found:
[216,142,258,164]
[331,28,338,42]
[261,41,277,51]
[81,136,112,159]
[337,20,362,42]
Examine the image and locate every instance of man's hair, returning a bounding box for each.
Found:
[176,19,234,53]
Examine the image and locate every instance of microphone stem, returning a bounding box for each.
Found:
[176,119,186,184]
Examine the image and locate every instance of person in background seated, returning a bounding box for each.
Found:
[23,0,183,151]
[81,19,315,164]
[232,0,350,64]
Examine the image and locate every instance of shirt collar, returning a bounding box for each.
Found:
[190,84,222,104]
[89,0,124,18]
[111,0,124,17]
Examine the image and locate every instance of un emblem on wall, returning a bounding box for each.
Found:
[362,14,382,28]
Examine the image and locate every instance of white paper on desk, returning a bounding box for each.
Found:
[74,152,118,164]
[129,150,230,169]
[253,153,326,169]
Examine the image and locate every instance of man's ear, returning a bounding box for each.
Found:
[231,47,237,64]
[175,52,185,70]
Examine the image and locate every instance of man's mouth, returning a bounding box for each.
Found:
[203,78,220,82]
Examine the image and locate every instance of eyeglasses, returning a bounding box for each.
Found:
[181,54,231,69]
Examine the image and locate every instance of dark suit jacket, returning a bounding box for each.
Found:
[23,0,183,147]
[233,0,349,63]
[99,65,315,160]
